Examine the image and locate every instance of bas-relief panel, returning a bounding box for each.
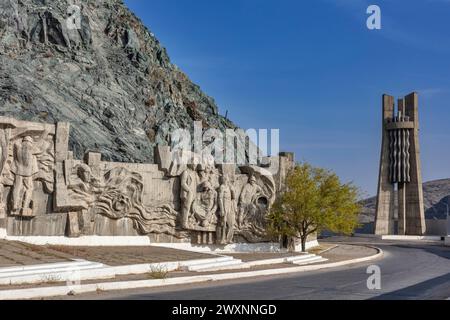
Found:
[0,117,291,244]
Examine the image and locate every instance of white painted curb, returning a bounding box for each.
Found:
[353,233,380,239]
[0,260,101,274]
[354,234,445,244]
[0,247,383,300]
[381,235,443,242]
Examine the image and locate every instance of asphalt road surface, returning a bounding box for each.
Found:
[66,237,450,300]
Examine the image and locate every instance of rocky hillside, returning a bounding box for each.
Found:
[0,0,235,162]
[360,178,450,223]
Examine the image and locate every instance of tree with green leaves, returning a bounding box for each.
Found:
[268,162,361,252]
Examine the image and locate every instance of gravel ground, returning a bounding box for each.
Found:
[0,241,71,267]
[45,246,216,266]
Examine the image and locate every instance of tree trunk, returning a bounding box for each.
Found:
[287,237,296,253]
[301,236,307,252]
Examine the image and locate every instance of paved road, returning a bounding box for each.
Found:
[67,238,450,300]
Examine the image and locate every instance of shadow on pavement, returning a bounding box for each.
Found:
[370,272,450,300]
[391,244,450,260]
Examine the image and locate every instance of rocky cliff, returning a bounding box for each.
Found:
[0,0,235,163]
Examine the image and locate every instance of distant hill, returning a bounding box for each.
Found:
[359,179,450,231]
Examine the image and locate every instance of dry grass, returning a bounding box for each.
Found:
[147,265,169,279]
[308,244,337,255]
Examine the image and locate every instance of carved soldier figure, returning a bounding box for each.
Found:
[180,164,197,229]
[238,175,262,228]
[218,175,236,245]
[192,181,217,228]
[11,130,49,217]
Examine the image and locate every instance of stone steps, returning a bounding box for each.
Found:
[186,259,244,272]
[0,260,106,285]
[291,255,328,265]
[285,254,316,263]
[180,256,234,268]
[189,254,328,272]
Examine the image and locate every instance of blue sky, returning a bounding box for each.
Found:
[124,0,450,197]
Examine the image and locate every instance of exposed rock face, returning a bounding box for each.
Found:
[0,0,235,163]
[361,178,450,223]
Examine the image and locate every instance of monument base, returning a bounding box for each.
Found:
[151,242,319,253]
[0,235,320,253]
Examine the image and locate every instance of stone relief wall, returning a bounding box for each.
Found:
[0,117,55,221]
[0,117,294,245]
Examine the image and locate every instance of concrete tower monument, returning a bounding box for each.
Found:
[374,92,426,235]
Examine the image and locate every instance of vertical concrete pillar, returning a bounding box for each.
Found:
[55,122,70,162]
[397,99,406,235]
[374,95,395,235]
[85,152,102,178]
[404,93,426,235]
[54,122,71,211]
[398,183,406,235]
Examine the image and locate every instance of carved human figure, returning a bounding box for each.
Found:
[238,175,262,228]
[11,130,49,217]
[192,181,217,228]
[0,184,5,218]
[69,164,103,207]
[0,129,8,218]
[197,166,207,186]
[218,175,236,245]
[180,164,197,229]
[206,165,220,190]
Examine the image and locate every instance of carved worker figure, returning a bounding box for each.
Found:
[238,175,262,228]
[180,164,197,229]
[11,130,49,217]
[192,181,217,228]
[218,175,236,245]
